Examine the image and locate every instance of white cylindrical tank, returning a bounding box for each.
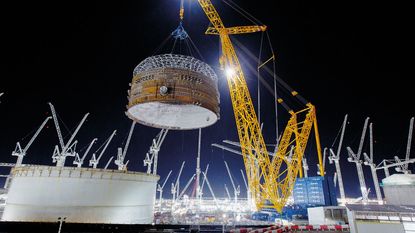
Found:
[2,165,159,224]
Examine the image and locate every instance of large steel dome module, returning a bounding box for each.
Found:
[126,54,220,130]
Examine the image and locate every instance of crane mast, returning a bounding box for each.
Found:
[347,117,370,204]
[328,114,348,203]
[115,121,136,170]
[157,170,172,211]
[363,123,383,204]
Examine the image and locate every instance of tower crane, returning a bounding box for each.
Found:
[157,170,172,211]
[199,164,209,200]
[177,174,196,201]
[224,184,231,200]
[363,123,383,204]
[224,161,240,204]
[347,117,370,204]
[89,130,116,168]
[73,138,97,167]
[12,116,52,166]
[143,128,169,175]
[195,129,202,202]
[115,121,136,170]
[48,103,89,167]
[394,117,414,174]
[171,161,185,203]
[328,114,348,204]
[196,0,324,212]
[240,169,251,205]
[376,158,415,176]
[104,156,114,169]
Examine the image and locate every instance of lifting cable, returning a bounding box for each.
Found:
[330,120,345,148]
[19,124,40,141]
[257,31,264,125]
[222,0,262,26]
[92,134,112,154]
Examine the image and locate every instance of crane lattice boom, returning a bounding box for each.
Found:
[197,0,323,212]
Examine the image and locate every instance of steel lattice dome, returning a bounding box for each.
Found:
[133,54,218,82]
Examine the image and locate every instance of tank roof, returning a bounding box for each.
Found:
[133,54,217,81]
[382,173,415,186]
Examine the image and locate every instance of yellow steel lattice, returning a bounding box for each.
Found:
[197,0,324,212]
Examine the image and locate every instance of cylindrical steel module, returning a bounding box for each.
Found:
[126,54,220,130]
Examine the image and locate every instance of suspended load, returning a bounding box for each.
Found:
[127,54,220,130]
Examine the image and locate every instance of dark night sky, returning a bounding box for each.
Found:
[0,0,413,199]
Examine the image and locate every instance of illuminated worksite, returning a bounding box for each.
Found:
[0,0,414,233]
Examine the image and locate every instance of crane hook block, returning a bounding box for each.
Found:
[171,21,188,40]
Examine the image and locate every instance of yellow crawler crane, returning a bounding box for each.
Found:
[197,0,324,212]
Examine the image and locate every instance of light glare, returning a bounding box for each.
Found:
[225,67,235,77]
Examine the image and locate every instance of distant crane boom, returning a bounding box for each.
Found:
[89,130,116,168]
[115,122,136,170]
[12,116,52,166]
[48,102,89,167]
[104,156,114,169]
[200,164,209,197]
[73,138,97,167]
[328,114,348,203]
[404,117,414,171]
[224,160,240,203]
[48,102,65,149]
[157,170,172,211]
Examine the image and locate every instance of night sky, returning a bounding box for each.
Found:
[0,0,413,199]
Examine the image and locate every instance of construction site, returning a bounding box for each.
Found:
[0,0,414,233]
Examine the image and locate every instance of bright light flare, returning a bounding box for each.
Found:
[225,67,235,78]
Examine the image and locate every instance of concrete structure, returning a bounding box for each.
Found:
[382,174,415,205]
[2,165,159,224]
[307,206,348,225]
[127,54,220,130]
[346,204,415,233]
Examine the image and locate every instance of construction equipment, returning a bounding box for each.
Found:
[89,130,116,168]
[394,117,414,174]
[377,158,415,177]
[224,161,240,204]
[347,117,370,204]
[199,164,209,199]
[196,0,324,212]
[12,116,51,166]
[143,128,168,175]
[171,161,185,203]
[104,156,114,169]
[240,169,251,205]
[328,114,348,204]
[196,129,202,200]
[115,121,136,170]
[363,123,383,204]
[73,138,97,167]
[201,170,220,208]
[157,170,172,211]
[48,103,89,167]
[177,174,196,201]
